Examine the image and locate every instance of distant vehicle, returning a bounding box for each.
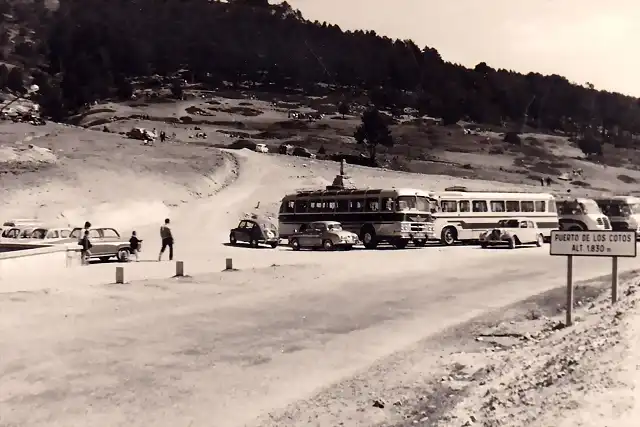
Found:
[279,187,436,249]
[254,143,268,153]
[30,227,72,241]
[1,220,43,239]
[68,227,132,262]
[292,146,315,158]
[1,227,22,239]
[229,218,279,248]
[594,196,640,237]
[288,221,359,251]
[479,218,544,249]
[556,197,611,231]
[2,218,42,228]
[432,189,558,245]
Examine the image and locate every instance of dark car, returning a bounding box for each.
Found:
[229,218,280,248]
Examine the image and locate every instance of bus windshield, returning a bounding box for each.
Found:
[557,200,602,215]
[396,196,433,212]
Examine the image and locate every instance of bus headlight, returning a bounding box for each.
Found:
[400,223,411,232]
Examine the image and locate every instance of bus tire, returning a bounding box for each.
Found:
[360,226,378,249]
[441,227,457,246]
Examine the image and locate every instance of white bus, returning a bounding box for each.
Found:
[555,197,611,231]
[431,189,559,245]
[278,188,437,249]
[593,196,640,237]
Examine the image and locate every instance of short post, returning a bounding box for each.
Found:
[566,255,574,327]
[115,266,124,284]
[225,258,233,270]
[175,261,184,277]
[612,256,619,303]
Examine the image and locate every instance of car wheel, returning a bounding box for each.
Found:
[323,239,334,251]
[249,238,259,248]
[290,238,301,251]
[536,234,544,247]
[117,248,130,262]
[508,238,516,249]
[270,242,278,249]
[229,233,237,245]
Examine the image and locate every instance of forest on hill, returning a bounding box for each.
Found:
[1,0,639,149]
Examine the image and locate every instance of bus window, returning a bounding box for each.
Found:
[281,201,294,213]
[459,201,470,212]
[506,201,520,212]
[309,201,318,212]
[336,199,348,212]
[366,198,380,212]
[440,201,457,212]
[490,201,505,212]
[295,200,308,213]
[534,201,545,212]
[381,198,394,211]
[326,201,336,212]
[472,201,488,212]
[349,199,364,212]
[521,201,534,212]
[548,200,556,212]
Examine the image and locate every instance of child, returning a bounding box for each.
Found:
[79,229,92,265]
[129,231,142,261]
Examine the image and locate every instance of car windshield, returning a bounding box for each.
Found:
[396,196,433,212]
[326,223,342,231]
[498,219,520,228]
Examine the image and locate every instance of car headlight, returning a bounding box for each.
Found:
[265,230,273,238]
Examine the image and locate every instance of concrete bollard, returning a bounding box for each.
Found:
[175,261,184,277]
[225,258,233,270]
[115,266,124,284]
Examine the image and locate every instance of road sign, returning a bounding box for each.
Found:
[550,230,637,257]
[550,230,637,327]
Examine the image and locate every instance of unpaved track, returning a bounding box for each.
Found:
[3,150,640,426]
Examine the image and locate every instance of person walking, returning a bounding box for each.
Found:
[158,218,174,261]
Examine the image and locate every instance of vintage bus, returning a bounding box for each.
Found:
[555,197,611,231]
[431,189,559,245]
[278,188,437,249]
[593,196,640,236]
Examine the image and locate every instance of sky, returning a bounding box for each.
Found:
[283,0,640,97]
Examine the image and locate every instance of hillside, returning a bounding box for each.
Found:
[0,0,636,155]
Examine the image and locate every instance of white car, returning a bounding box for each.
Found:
[479,218,544,249]
[255,143,268,153]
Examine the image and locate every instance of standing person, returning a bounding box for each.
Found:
[160,131,166,143]
[79,229,92,265]
[158,218,174,261]
[129,231,143,262]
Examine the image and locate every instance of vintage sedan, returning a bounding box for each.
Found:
[288,221,359,251]
[229,218,280,248]
[69,227,132,262]
[479,218,544,249]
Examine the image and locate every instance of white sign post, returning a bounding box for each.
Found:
[550,230,637,327]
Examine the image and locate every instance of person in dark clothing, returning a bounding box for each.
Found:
[129,231,143,262]
[79,229,92,265]
[158,218,174,261]
[160,131,166,142]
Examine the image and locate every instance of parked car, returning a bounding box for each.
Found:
[18,227,38,239]
[68,227,132,262]
[229,218,280,248]
[479,218,544,249]
[288,221,359,251]
[292,146,315,158]
[1,220,43,239]
[30,227,72,242]
[254,143,269,153]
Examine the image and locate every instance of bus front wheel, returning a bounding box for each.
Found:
[360,227,378,249]
[441,227,457,246]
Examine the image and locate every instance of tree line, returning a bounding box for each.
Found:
[1,0,640,149]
